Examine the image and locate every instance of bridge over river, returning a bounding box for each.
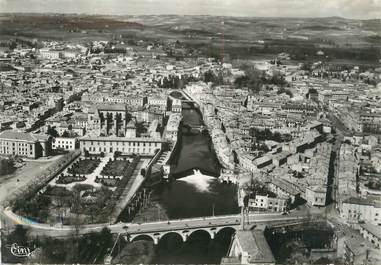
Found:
[113,212,317,244]
[169,90,199,107]
[2,207,318,243]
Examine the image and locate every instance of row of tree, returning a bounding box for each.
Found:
[249,128,292,142]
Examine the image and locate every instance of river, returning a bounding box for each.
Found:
[149,105,239,263]
[116,104,239,263]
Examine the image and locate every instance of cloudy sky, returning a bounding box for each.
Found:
[0,0,380,19]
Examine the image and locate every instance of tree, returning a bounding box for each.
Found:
[7,225,29,245]
[36,195,51,209]
[273,132,283,142]
[203,70,223,85]
[62,130,70,138]
[277,87,293,98]
[300,62,312,71]
[99,227,112,245]
[285,89,293,98]
[234,65,264,93]
[268,72,287,87]
[285,197,292,212]
[47,126,59,137]
[84,149,90,157]
[0,157,15,176]
[114,151,121,158]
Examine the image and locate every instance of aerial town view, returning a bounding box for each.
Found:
[0,0,380,264]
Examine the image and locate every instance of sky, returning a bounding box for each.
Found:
[0,0,380,19]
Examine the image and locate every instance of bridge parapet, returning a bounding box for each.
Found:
[127,213,242,226]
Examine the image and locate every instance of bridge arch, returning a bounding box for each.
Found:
[130,234,155,243]
[214,227,237,242]
[127,226,239,245]
[188,228,214,240]
[215,226,237,236]
[158,231,185,244]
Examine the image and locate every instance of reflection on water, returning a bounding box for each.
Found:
[173,131,220,176]
[153,177,238,219]
[172,105,220,176]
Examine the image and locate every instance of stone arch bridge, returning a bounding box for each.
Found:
[118,213,313,245]
[168,90,199,107]
[129,223,238,245]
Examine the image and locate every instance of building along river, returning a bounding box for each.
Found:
[118,103,239,264]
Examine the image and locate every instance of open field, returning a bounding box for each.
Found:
[0,14,379,64]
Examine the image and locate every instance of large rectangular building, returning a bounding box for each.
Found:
[340,197,381,226]
[305,185,327,207]
[0,130,50,159]
[359,223,381,250]
[248,195,286,212]
[79,135,164,156]
[165,113,182,142]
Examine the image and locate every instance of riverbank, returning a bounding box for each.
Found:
[110,159,148,223]
[133,200,169,223]
[112,240,155,264]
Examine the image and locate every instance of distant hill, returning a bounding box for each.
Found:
[0,13,379,64]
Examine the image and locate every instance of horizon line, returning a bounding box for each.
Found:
[0,12,380,21]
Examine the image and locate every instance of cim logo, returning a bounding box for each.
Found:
[6,243,39,258]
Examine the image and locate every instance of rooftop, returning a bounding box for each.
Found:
[343,196,381,208]
[360,223,381,240]
[97,104,127,112]
[0,129,48,142]
[79,135,164,143]
[236,229,275,264]
[345,233,375,256]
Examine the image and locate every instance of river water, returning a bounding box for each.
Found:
[149,105,239,263]
[154,105,239,219]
